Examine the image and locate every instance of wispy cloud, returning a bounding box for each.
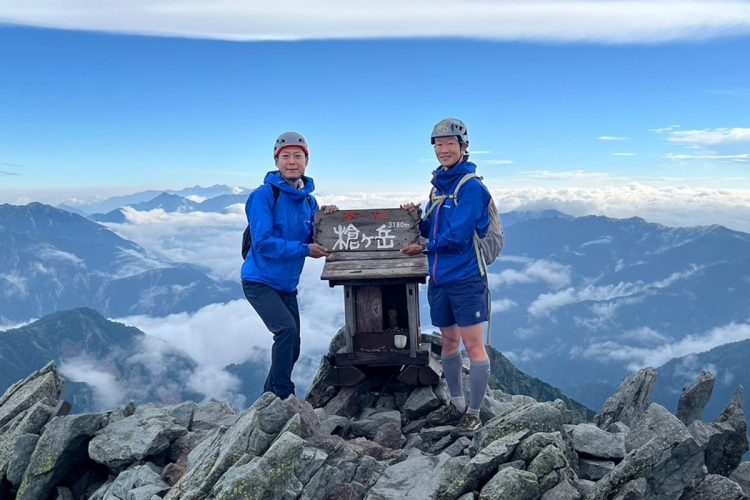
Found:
[665,128,750,146]
[1,1,750,43]
[484,159,515,165]
[612,152,636,157]
[665,153,749,162]
[572,320,750,371]
[599,136,627,141]
[488,259,571,289]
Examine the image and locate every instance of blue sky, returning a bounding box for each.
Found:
[1,1,750,228]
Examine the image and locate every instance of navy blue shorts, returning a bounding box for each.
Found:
[428,276,488,328]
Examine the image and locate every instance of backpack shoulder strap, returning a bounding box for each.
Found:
[453,173,483,205]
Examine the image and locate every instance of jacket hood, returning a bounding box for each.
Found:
[431,161,477,192]
[263,170,316,198]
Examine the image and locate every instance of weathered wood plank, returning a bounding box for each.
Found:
[356,286,383,333]
[334,350,430,367]
[324,259,427,271]
[343,286,356,355]
[326,251,419,262]
[321,266,428,281]
[324,366,366,387]
[315,208,421,252]
[406,282,420,359]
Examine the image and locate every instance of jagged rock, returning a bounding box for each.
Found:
[55,486,74,500]
[161,462,185,487]
[680,474,745,500]
[372,421,403,449]
[211,431,320,499]
[89,406,188,470]
[470,402,564,455]
[513,431,566,463]
[438,430,527,499]
[0,362,62,430]
[5,433,39,487]
[324,386,372,418]
[164,393,289,500]
[306,328,347,408]
[595,367,656,429]
[366,453,455,500]
[16,413,104,500]
[607,422,630,434]
[578,457,615,481]
[0,401,53,482]
[541,478,581,500]
[318,411,348,436]
[190,401,237,431]
[419,425,453,447]
[402,387,441,421]
[479,467,540,500]
[528,444,570,491]
[347,409,400,440]
[589,404,705,499]
[284,397,323,438]
[512,395,537,406]
[677,371,715,426]
[729,462,750,497]
[165,401,196,429]
[611,477,647,499]
[568,423,626,460]
[706,387,749,476]
[352,455,386,492]
[95,463,170,500]
[442,436,471,457]
[480,396,514,423]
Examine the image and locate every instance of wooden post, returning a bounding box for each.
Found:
[406,282,419,359]
[343,285,356,356]
[355,286,383,333]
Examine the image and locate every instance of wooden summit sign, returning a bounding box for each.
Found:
[314,208,420,252]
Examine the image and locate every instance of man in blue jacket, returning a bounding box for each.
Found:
[402,118,492,436]
[242,131,334,400]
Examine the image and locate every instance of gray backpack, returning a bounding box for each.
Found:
[423,173,504,276]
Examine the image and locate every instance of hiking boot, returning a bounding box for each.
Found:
[425,404,464,427]
[450,412,482,437]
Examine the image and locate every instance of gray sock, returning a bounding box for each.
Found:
[468,360,490,414]
[442,352,465,411]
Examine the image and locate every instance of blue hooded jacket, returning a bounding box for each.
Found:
[241,170,319,293]
[419,160,491,286]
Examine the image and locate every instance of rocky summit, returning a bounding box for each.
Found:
[1,335,749,499]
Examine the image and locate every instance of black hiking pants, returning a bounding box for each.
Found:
[242,281,301,399]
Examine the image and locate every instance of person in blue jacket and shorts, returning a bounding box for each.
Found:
[402,118,492,436]
[241,131,335,400]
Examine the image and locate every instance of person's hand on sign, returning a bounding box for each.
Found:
[400,202,420,213]
[320,205,338,214]
[400,243,425,256]
[308,243,330,258]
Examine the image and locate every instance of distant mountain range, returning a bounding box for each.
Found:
[0,203,241,323]
[486,212,750,411]
[58,184,249,215]
[89,191,248,223]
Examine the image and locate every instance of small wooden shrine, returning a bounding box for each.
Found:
[315,207,441,387]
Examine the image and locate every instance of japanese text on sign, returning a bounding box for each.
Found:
[332,223,397,250]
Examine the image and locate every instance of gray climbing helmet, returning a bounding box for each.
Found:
[274,131,309,158]
[430,118,469,145]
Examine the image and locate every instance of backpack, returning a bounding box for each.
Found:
[241,184,313,260]
[422,173,504,276]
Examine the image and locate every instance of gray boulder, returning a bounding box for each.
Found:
[438,430,527,499]
[0,401,54,481]
[595,367,656,429]
[0,362,62,429]
[479,467,540,500]
[677,371,715,426]
[164,393,290,500]
[568,423,626,460]
[680,474,745,500]
[730,462,750,497]
[5,433,39,487]
[706,387,749,476]
[402,387,441,421]
[470,402,564,455]
[347,409,400,440]
[16,413,104,500]
[366,453,454,500]
[96,463,170,500]
[528,443,571,491]
[589,404,705,499]
[541,478,581,500]
[211,431,321,499]
[89,406,188,470]
[578,457,615,481]
[190,401,237,431]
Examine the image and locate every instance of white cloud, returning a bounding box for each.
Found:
[484,160,515,165]
[666,128,750,146]
[599,136,628,141]
[665,153,749,162]
[612,152,636,157]
[491,298,517,313]
[0,273,29,299]
[528,265,703,317]
[59,357,125,409]
[573,320,750,371]
[1,1,750,43]
[488,259,571,289]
